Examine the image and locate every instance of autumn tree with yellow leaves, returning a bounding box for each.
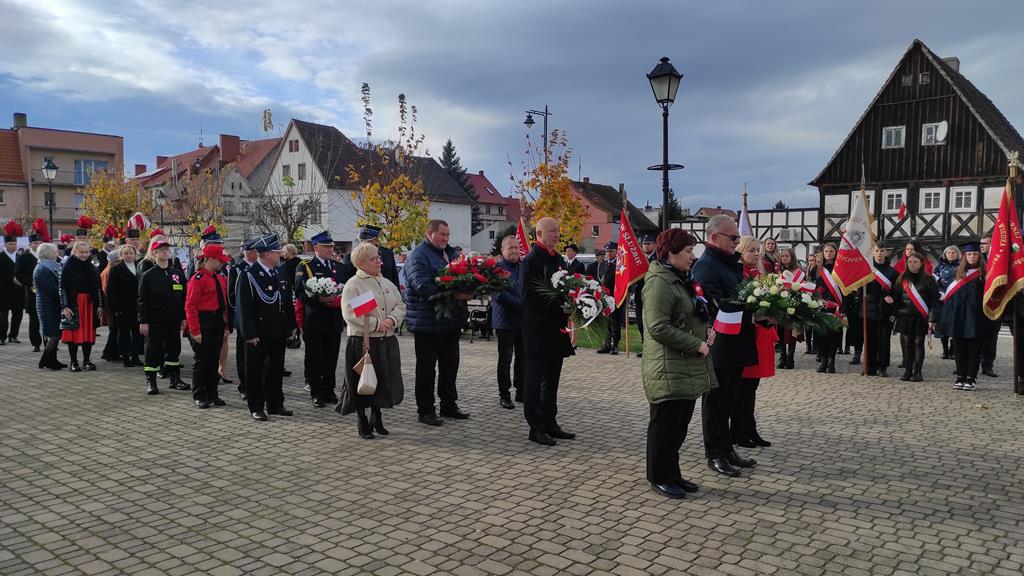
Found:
[345,84,431,253]
[164,166,228,244]
[79,169,156,243]
[509,129,588,250]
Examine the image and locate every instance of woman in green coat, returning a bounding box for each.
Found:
[642,229,717,500]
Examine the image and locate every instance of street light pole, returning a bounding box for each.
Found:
[524,106,552,158]
[646,57,684,231]
[41,158,58,234]
[661,104,670,231]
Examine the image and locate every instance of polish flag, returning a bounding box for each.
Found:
[349,291,378,317]
[897,202,908,220]
[712,310,743,335]
[516,218,531,256]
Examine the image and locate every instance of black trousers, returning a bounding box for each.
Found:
[702,361,743,458]
[845,317,863,353]
[865,320,892,372]
[413,330,460,416]
[981,326,998,370]
[647,399,696,484]
[0,288,24,341]
[102,319,120,358]
[816,329,839,362]
[523,351,564,432]
[604,308,623,347]
[730,378,760,442]
[953,337,981,380]
[190,318,225,402]
[144,321,181,372]
[245,338,285,412]
[496,328,523,399]
[900,333,926,374]
[235,332,248,394]
[25,288,41,348]
[304,330,342,400]
[117,318,144,359]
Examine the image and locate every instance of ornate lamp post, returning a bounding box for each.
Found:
[41,157,58,233]
[524,106,552,158]
[155,187,167,228]
[646,57,684,231]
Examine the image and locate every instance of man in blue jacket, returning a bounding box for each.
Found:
[403,219,470,425]
[492,235,523,409]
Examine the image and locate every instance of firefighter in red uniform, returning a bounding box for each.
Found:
[186,244,232,408]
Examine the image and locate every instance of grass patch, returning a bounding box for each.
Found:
[574,324,643,353]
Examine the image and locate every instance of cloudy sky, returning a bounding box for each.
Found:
[2,0,1022,212]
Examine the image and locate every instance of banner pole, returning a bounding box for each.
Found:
[624,306,630,358]
[1015,314,1021,395]
[862,285,868,376]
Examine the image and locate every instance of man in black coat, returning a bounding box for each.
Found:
[865,246,898,376]
[691,214,757,477]
[632,235,656,357]
[563,244,586,275]
[588,243,622,354]
[521,217,576,446]
[0,230,23,345]
[295,231,346,407]
[16,234,42,350]
[228,240,259,399]
[238,234,292,421]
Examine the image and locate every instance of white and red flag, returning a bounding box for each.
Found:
[713,310,743,335]
[982,177,1024,319]
[833,188,875,295]
[613,208,649,308]
[348,291,378,317]
[515,218,531,257]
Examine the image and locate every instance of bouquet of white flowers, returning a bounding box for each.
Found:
[727,272,844,333]
[538,270,617,332]
[305,276,342,298]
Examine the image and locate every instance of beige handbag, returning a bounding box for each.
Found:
[355,315,377,395]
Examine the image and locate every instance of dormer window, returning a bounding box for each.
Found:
[882,126,906,149]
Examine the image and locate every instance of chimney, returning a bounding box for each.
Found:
[134,164,147,176]
[12,113,27,129]
[478,170,484,176]
[156,155,168,167]
[943,57,960,73]
[583,177,590,184]
[219,134,241,164]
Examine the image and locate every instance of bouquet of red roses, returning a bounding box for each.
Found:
[431,255,512,319]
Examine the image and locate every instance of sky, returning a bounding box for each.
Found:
[2,0,1022,213]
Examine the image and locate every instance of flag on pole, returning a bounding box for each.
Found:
[832,187,875,295]
[897,201,908,220]
[614,208,649,308]
[348,290,378,317]
[515,218,531,257]
[738,203,753,237]
[982,177,1024,319]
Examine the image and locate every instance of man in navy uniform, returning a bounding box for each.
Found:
[228,239,259,399]
[344,224,399,287]
[592,241,622,355]
[237,234,293,421]
[295,231,346,407]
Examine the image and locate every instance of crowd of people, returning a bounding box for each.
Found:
[0,213,1014,502]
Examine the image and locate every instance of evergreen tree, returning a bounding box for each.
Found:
[657,188,685,228]
[774,200,789,210]
[491,224,517,256]
[440,139,483,234]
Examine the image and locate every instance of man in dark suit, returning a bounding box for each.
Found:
[691,214,758,477]
[521,217,575,446]
[632,235,657,358]
[237,234,292,422]
[592,241,622,355]
[15,232,42,350]
[295,231,346,407]
[228,240,259,399]
[0,226,24,344]
[563,244,586,275]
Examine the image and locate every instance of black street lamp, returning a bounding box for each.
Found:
[41,157,58,234]
[155,187,167,228]
[524,106,552,158]
[646,57,684,231]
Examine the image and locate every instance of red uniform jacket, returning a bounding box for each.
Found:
[185,270,228,336]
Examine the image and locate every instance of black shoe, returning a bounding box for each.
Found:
[251,411,268,421]
[982,368,999,378]
[326,395,339,404]
[370,409,389,436]
[194,399,210,409]
[879,368,889,378]
[33,346,40,352]
[8,337,20,344]
[726,451,756,468]
[911,371,923,382]
[312,397,325,408]
[439,406,471,420]
[267,407,293,416]
[897,362,905,369]
[674,477,700,493]
[549,427,576,440]
[419,413,444,426]
[735,438,757,448]
[211,397,226,407]
[69,362,81,373]
[826,359,836,373]
[499,397,515,410]
[635,352,642,358]
[899,371,911,381]
[83,361,97,371]
[609,347,619,355]
[650,483,686,500]
[596,345,611,354]
[849,354,860,365]
[750,432,771,447]
[529,430,557,446]
[514,392,523,403]
[145,373,159,395]
[708,457,740,477]
[218,374,234,384]
[357,412,375,439]
[816,362,826,373]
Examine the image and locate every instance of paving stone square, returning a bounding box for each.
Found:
[1,332,1023,575]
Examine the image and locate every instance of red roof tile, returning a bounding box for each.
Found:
[466,173,509,206]
[0,129,25,183]
[236,138,281,178]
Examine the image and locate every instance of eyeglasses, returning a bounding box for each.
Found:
[714,232,741,243]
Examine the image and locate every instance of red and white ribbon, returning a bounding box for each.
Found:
[903,279,929,320]
[781,269,815,293]
[873,268,893,292]
[820,269,843,305]
[940,268,980,302]
[713,310,743,335]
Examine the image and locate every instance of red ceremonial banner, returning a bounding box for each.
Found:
[614,208,649,308]
[516,218,531,257]
[982,179,1024,319]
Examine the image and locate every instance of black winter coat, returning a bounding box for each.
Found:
[60,256,101,315]
[691,245,756,369]
[105,262,140,325]
[864,262,898,321]
[403,240,464,333]
[520,244,574,360]
[893,272,939,323]
[938,267,995,339]
[137,264,186,325]
[295,256,345,334]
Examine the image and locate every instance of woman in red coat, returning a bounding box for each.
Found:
[732,236,777,448]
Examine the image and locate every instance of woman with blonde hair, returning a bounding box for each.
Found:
[733,236,776,448]
[933,245,961,359]
[338,242,406,439]
[60,241,102,372]
[105,244,145,366]
[776,247,801,369]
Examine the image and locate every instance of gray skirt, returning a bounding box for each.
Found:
[337,335,404,415]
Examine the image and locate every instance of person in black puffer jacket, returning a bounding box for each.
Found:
[138,239,189,395]
[864,246,898,377]
[403,219,470,425]
[892,251,939,381]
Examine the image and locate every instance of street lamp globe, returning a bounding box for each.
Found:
[42,157,58,182]
[647,57,683,106]
[523,113,535,129]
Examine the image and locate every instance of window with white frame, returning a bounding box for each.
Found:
[484,205,491,214]
[592,225,600,237]
[497,205,504,215]
[920,188,944,213]
[282,164,291,179]
[922,122,944,146]
[882,126,905,149]
[901,74,913,87]
[297,163,306,181]
[951,187,975,211]
[850,190,875,213]
[883,189,906,214]
[74,159,110,185]
[919,71,930,85]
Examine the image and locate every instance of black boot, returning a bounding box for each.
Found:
[777,352,786,369]
[785,342,796,369]
[146,372,159,395]
[849,352,861,365]
[169,366,190,391]
[370,407,389,435]
[816,359,827,373]
[357,410,375,439]
[609,340,619,355]
[826,356,836,373]
[912,358,924,382]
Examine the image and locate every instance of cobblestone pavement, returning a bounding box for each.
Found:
[1,332,1023,576]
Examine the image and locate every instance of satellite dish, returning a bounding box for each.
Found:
[936,121,949,142]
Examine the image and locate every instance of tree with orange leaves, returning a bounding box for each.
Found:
[79,170,157,245]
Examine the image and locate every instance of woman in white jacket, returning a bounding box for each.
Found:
[337,242,406,439]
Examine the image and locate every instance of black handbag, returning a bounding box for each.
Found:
[60,311,79,331]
